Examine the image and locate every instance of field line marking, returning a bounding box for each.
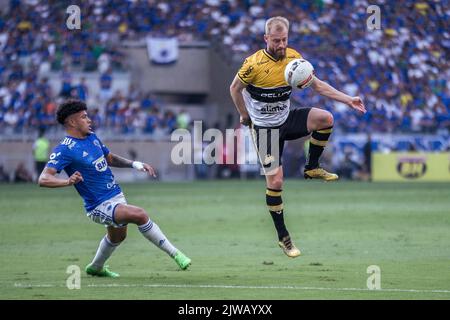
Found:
[11,282,450,294]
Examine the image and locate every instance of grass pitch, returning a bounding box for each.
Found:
[0,180,449,300]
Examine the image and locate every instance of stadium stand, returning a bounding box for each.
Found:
[0,0,448,136]
[0,0,448,181]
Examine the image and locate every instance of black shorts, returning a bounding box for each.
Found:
[251,107,311,170]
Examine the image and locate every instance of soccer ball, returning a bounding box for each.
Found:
[284,58,315,89]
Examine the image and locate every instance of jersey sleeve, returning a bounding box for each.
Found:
[237,58,256,85]
[46,145,72,173]
[94,134,110,156]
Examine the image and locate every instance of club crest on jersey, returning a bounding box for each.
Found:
[93,140,101,148]
[92,155,108,172]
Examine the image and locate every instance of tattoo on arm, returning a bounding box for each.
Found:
[107,153,133,168]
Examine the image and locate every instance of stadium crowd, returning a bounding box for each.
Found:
[0,0,448,136]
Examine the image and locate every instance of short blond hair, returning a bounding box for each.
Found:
[265,16,289,35]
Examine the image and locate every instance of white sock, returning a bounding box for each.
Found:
[138,220,178,257]
[90,235,121,270]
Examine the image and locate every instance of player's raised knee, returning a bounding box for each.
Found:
[131,207,149,225]
[323,111,334,127]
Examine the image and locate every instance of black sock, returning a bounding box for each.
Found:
[305,126,333,170]
[266,188,289,241]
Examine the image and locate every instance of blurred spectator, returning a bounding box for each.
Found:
[336,147,363,180]
[59,67,73,98]
[98,71,113,106]
[32,128,50,178]
[0,0,447,137]
[75,77,89,101]
[164,110,177,133]
[4,107,18,132]
[144,107,161,134]
[363,134,373,181]
[14,162,33,183]
[98,52,111,74]
[176,109,191,129]
[0,165,9,182]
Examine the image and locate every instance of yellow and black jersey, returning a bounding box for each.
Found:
[237,48,302,127]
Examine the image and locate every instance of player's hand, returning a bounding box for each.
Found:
[133,161,157,178]
[240,115,251,126]
[67,171,83,185]
[347,96,366,113]
[142,163,157,178]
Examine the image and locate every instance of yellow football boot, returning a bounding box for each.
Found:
[304,167,339,181]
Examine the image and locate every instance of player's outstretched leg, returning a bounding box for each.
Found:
[266,168,300,258]
[138,219,191,270]
[85,227,126,278]
[304,108,338,181]
[116,204,191,270]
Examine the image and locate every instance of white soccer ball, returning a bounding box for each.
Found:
[284,58,315,89]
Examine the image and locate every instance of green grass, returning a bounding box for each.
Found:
[0,180,449,299]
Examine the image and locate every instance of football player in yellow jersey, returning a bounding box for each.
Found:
[230,16,366,258]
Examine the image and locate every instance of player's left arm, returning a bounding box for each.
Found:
[310,76,366,113]
[106,153,156,177]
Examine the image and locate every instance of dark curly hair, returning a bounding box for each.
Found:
[56,99,87,125]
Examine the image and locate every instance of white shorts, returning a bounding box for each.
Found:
[86,193,127,228]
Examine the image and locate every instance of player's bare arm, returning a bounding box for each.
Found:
[106,153,157,177]
[38,167,83,188]
[106,152,133,168]
[229,75,251,126]
[311,76,366,113]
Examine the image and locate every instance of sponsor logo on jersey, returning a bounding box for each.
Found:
[260,104,288,114]
[257,60,270,66]
[92,155,108,172]
[247,85,292,103]
[260,91,291,99]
